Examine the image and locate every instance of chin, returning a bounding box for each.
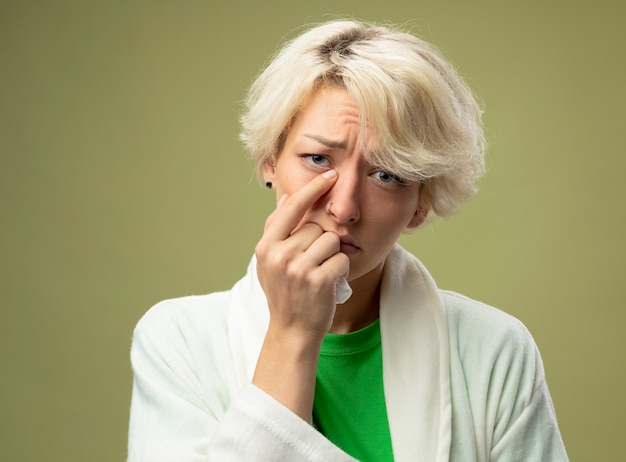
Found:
[345,260,384,284]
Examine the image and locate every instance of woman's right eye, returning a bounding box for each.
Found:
[301,154,330,167]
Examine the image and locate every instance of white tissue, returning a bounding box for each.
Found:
[335,276,353,304]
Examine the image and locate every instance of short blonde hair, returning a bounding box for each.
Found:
[240,20,485,217]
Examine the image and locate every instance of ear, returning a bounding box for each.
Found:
[262,160,276,184]
[407,208,429,229]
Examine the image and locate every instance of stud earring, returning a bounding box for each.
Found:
[265,181,273,189]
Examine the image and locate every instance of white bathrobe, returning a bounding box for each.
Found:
[127,245,568,461]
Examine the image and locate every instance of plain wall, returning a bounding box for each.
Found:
[1,0,624,460]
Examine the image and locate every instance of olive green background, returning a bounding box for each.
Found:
[1,1,624,460]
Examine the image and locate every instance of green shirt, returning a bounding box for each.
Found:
[312,319,394,462]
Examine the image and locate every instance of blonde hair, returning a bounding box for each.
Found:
[240,20,485,217]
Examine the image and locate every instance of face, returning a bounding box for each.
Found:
[264,87,426,289]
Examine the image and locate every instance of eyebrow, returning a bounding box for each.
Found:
[303,134,348,150]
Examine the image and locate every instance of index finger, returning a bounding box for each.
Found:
[266,169,337,240]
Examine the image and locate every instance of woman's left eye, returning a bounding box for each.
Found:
[372,171,406,185]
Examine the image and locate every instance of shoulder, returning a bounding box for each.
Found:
[441,289,537,357]
[135,291,230,335]
[441,289,545,393]
[130,291,238,399]
[441,289,546,414]
[439,295,567,458]
[132,291,233,367]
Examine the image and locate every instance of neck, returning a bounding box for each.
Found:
[329,263,384,334]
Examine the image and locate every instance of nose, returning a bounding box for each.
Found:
[325,172,360,223]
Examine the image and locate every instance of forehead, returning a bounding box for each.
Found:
[280,86,401,173]
[291,87,361,137]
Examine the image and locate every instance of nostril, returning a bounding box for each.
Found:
[326,200,360,223]
[326,202,335,216]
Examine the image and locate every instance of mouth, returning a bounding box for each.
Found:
[338,236,360,255]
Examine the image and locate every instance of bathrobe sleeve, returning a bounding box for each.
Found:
[487,326,568,462]
[490,380,567,461]
[127,296,356,462]
[444,291,568,461]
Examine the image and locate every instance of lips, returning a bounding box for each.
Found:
[340,243,359,255]
[338,236,360,255]
[320,227,360,255]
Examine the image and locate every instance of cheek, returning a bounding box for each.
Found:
[367,201,418,241]
[396,191,421,226]
[276,163,315,195]
[378,190,418,220]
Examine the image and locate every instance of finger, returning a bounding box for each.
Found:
[265,170,337,240]
[262,194,289,233]
[320,251,350,282]
[278,223,324,255]
[303,231,341,266]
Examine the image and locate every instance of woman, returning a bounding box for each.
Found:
[128,20,568,461]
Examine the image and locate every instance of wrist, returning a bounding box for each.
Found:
[252,323,324,421]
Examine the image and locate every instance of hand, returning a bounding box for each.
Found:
[253,170,348,420]
[255,169,349,341]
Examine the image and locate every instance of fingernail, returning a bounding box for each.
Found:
[322,169,337,179]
